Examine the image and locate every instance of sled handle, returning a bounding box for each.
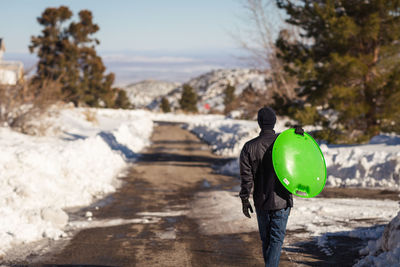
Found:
[295,184,310,197]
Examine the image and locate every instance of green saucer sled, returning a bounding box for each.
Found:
[272,128,327,198]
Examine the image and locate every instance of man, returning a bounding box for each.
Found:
[239,107,295,267]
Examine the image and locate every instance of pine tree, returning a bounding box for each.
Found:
[29,6,73,83]
[30,6,118,108]
[160,97,171,113]
[276,0,400,143]
[223,83,236,114]
[179,84,198,112]
[114,89,131,109]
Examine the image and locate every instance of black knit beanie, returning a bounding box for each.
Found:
[257,107,276,130]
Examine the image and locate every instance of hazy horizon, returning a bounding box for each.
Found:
[1,1,263,85]
[4,49,251,86]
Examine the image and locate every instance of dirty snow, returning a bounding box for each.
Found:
[188,190,398,236]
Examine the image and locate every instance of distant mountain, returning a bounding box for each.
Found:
[123,68,271,114]
[124,80,181,108]
[186,68,270,113]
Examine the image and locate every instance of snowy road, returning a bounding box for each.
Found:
[4,122,399,266]
[13,122,263,266]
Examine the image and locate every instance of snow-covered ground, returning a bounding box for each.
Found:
[1,109,399,266]
[124,80,180,109]
[0,106,153,256]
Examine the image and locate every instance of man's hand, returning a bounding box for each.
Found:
[294,125,304,136]
[241,198,254,218]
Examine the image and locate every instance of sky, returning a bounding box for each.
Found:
[0,0,270,84]
[1,0,245,53]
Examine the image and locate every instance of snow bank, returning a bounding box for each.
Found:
[0,108,153,256]
[174,115,400,190]
[288,197,398,237]
[185,119,260,157]
[322,142,400,189]
[354,212,400,267]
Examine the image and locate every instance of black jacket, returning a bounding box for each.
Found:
[239,129,293,211]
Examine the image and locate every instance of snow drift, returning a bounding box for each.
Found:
[355,212,400,266]
[0,107,153,256]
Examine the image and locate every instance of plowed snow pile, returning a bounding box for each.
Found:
[0,107,153,256]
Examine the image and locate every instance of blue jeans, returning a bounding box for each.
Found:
[256,207,291,267]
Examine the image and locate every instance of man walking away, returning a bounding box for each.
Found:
[239,107,294,267]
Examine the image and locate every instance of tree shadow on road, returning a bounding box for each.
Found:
[284,224,385,267]
[138,151,233,166]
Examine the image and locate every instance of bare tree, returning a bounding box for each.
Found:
[234,0,297,102]
[0,78,63,133]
